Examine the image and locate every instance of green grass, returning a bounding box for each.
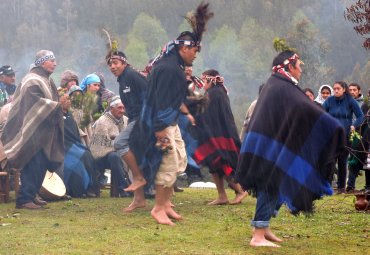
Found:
[0,177,369,255]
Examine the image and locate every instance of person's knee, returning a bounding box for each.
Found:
[107,151,121,161]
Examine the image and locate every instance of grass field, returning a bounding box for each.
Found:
[0,176,369,255]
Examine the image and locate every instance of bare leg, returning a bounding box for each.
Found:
[228,181,248,205]
[250,228,280,247]
[208,173,229,205]
[151,185,175,226]
[165,187,182,220]
[123,187,146,213]
[122,150,146,192]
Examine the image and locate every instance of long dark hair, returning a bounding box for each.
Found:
[333,81,350,97]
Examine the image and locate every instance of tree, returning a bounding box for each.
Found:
[128,13,168,58]
[286,14,334,90]
[344,0,370,49]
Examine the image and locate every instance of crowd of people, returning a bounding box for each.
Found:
[0,2,369,249]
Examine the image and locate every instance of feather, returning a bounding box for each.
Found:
[185,2,214,42]
[102,28,112,51]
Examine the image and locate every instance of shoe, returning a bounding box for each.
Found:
[336,188,345,194]
[34,196,48,206]
[16,202,42,210]
[86,192,97,198]
[345,187,354,194]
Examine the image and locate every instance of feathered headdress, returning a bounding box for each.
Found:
[102,28,127,64]
[182,1,214,45]
[148,2,213,70]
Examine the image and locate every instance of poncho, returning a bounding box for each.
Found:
[236,72,345,213]
[192,85,241,176]
[1,67,64,170]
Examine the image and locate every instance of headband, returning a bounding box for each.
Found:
[107,54,127,65]
[35,52,55,67]
[272,53,303,72]
[109,96,122,107]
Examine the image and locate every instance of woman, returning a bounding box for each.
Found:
[315,84,333,105]
[70,73,101,146]
[323,81,364,194]
[193,69,247,205]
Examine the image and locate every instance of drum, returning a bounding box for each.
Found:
[39,171,66,200]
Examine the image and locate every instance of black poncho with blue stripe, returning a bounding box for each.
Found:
[236,72,345,214]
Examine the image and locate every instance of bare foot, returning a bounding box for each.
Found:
[124,178,147,192]
[207,199,229,205]
[250,238,280,247]
[151,208,175,226]
[229,191,248,205]
[123,200,146,213]
[264,228,283,243]
[165,206,183,220]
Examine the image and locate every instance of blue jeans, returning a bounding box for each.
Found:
[113,120,136,157]
[16,150,50,206]
[251,190,281,229]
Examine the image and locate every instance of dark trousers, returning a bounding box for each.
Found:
[16,150,49,206]
[95,151,129,190]
[348,166,370,190]
[337,149,349,189]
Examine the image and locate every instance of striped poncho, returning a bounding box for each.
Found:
[236,72,345,214]
[1,67,64,170]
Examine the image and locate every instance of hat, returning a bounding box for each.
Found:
[60,70,79,88]
[0,65,15,76]
[68,85,83,96]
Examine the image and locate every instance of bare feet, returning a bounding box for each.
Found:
[123,200,146,213]
[229,191,248,205]
[124,178,147,192]
[264,228,283,243]
[151,208,175,226]
[250,238,281,247]
[165,206,183,220]
[207,198,229,205]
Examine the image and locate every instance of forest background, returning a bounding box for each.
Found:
[0,0,369,128]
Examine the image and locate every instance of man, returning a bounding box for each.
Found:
[90,95,131,197]
[106,50,148,212]
[349,83,363,107]
[0,65,16,105]
[236,50,344,247]
[130,2,213,225]
[1,50,64,209]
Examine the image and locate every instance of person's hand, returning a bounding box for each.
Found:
[155,129,172,154]
[187,113,196,126]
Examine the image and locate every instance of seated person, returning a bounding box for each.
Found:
[60,92,99,197]
[90,96,131,197]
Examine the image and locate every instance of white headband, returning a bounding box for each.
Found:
[35,51,55,66]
